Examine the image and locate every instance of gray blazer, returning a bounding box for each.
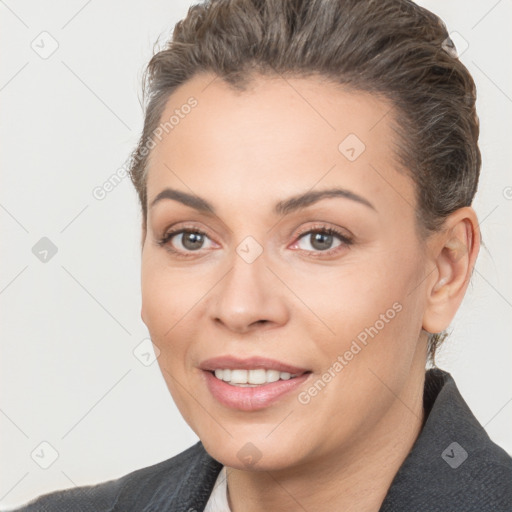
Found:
[12,368,512,511]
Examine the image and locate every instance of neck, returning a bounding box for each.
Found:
[226,367,426,512]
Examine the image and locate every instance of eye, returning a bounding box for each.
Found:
[157,227,216,255]
[156,224,353,258]
[292,225,353,255]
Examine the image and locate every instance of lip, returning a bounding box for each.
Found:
[199,355,310,375]
[202,370,311,411]
[199,356,312,411]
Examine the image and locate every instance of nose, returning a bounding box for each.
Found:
[208,248,289,334]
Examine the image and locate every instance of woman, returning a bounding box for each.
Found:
[14,0,512,510]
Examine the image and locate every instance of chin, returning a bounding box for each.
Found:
[201,433,305,472]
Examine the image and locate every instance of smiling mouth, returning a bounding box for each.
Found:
[208,368,312,387]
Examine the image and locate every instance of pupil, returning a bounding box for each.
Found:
[311,232,332,251]
[183,232,203,250]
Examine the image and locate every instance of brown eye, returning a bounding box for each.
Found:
[291,226,353,256]
[302,231,337,251]
[158,228,215,254]
[177,231,206,251]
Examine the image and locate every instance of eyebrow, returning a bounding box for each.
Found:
[149,187,376,215]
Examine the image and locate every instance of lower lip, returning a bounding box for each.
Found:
[202,370,311,411]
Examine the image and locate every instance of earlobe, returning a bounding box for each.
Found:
[422,207,480,334]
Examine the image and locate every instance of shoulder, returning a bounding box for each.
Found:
[11,441,220,512]
[380,368,512,512]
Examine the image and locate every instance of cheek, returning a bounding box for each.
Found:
[140,268,197,406]
[303,251,423,362]
[141,260,198,340]
[141,263,201,418]
[300,265,423,434]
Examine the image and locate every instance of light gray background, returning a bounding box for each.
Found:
[1,0,511,508]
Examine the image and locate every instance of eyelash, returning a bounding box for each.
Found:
[156,224,353,259]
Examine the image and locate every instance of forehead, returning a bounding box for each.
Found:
[146,72,416,221]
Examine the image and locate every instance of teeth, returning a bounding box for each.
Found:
[213,368,298,386]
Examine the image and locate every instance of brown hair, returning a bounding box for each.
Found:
[128,0,481,366]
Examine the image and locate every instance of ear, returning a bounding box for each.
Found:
[422,207,480,334]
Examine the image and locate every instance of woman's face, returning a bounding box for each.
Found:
[141,73,431,471]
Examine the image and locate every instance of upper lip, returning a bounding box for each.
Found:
[199,356,310,375]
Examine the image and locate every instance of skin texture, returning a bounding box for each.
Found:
[140,72,480,512]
